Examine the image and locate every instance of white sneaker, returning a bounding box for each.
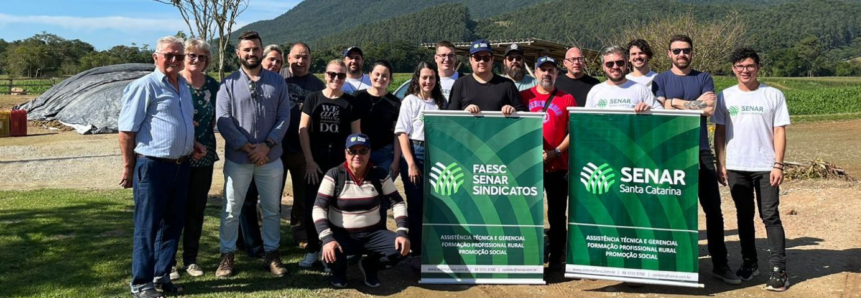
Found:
[298,252,317,268]
[185,263,204,277]
[169,266,181,280]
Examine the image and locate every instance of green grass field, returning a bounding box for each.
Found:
[0,189,340,297]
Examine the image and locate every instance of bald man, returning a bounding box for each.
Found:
[556,47,600,107]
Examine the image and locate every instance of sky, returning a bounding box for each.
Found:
[0,0,301,50]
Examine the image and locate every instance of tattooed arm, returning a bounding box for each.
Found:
[667,92,716,116]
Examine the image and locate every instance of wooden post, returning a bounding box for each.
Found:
[7,78,11,95]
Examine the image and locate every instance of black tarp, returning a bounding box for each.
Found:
[21,63,154,134]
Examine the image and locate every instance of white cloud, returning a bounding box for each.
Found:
[0,13,186,33]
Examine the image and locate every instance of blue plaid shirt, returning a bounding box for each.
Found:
[118,69,195,159]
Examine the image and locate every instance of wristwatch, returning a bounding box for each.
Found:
[554,148,562,157]
[265,140,276,148]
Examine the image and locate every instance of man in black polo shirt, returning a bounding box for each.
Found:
[555,47,600,107]
[448,39,526,115]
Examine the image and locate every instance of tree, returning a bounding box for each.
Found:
[156,0,248,80]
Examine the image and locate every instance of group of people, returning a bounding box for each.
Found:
[119,31,790,297]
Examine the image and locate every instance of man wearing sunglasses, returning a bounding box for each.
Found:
[585,46,661,112]
[342,46,371,94]
[448,39,526,115]
[215,31,291,278]
[314,134,410,288]
[120,35,207,298]
[519,56,577,272]
[556,47,601,107]
[652,34,740,285]
[502,43,537,91]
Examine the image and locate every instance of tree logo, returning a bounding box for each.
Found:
[429,162,465,195]
[580,162,616,195]
[728,106,740,117]
[597,99,608,108]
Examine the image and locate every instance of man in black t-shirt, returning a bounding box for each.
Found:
[448,39,526,115]
[555,47,600,107]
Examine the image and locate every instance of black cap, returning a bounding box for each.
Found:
[504,43,524,57]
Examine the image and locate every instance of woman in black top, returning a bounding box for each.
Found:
[298,59,361,271]
[353,60,401,178]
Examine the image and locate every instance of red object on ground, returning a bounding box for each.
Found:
[10,109,27,137]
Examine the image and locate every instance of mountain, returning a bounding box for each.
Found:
[313,3,476,49]
[235,0,546,46]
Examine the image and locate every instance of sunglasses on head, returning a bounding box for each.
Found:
[506,55,522,62]
[326,72,347,80]
[188,53,208,61]
[472,55,492,62]
[346,148,370,155]
[604,60,626,68]
[157,52,185,62]
[671,48,692,55]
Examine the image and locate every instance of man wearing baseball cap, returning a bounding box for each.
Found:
[519,56,577,271]
[313,133,410,288]
[342,46,371,94]
[502,43,537,91]
[448,39,526,115]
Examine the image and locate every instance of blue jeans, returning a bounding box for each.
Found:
[398,143,425,255]
[220,159,284,254]
[130,157,190,294]
[370,144,395,178]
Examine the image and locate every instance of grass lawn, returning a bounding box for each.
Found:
[0,189,348,297]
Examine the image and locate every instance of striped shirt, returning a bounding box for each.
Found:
[313,163,408,244]
[118,69,194,159]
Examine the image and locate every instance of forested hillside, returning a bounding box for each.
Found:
[236,0,545,47]
[313,4,476,49]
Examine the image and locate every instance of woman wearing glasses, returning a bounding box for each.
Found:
[394,61,447,271]
[173,37,220,279]
[354,60,401,179]
[298,59,361,271]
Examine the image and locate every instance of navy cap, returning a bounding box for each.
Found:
[504,43,524,56]
[343,46,363,58]
[535,56,558,68]
[345,133,371,148]
[469,39,493,55]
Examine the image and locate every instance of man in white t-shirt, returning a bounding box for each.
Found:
[625,39,657,88]
[433,41,460,101]
[342,46,371,94]
[585,46,661,112]
[713,48,790,293]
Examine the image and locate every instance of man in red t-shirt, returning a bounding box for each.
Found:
[520,56,577,271]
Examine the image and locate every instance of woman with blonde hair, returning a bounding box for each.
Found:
[297,59,361,271]
[172,37,220,281]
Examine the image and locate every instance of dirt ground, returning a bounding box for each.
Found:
[0,106,859,297]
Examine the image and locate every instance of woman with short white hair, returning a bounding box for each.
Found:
[172,37,220,280]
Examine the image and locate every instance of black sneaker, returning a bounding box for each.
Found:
[359,257,381,288]
[712,264,742,285]
[766,267,789,292]
[736,261,759,281]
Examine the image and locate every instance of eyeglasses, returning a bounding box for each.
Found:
[436,54,455,60]
[188,53,208,61]
[346,148,370,155]
[732,64,758,71]
[671,48,692,55]
[471,55,492,62]
[604,60,626,68]
[248,82,258,100]
[326,72,347,80]
[506,56,523,62]
[564,57,585,63]
[156,52,185,62]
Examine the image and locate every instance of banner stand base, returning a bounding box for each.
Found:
[564,274,703,288]
[420,278,546,285]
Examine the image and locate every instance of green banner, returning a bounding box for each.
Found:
[420,111,545,285]
[566,109,703,288]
